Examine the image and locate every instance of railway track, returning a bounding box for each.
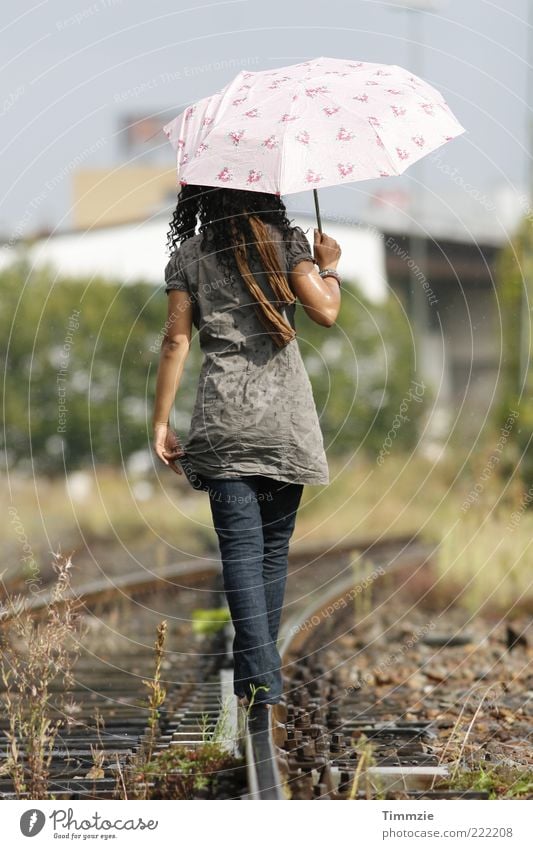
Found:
[256,534,506,800]
[1,534,527,800]
[0,561,228,799]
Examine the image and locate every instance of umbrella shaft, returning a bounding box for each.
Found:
[313,189,322,234]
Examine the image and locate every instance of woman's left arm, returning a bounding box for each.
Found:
[152,289,193,474]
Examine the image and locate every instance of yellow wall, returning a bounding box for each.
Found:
[72,167,178,228]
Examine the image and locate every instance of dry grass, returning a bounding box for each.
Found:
[2,467,217,589]
[0,552,86,799]
[293,450,455,546]
[142,620,168,765]
[3,446,531,614]
[296,451,533,614]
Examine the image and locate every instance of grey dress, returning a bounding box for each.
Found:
[164,221,329,487]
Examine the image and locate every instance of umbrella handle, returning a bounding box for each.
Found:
[313,189,323,235]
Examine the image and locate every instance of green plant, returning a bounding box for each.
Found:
[119,620,170,800]
[449,765,533,799]
[142,743,245,799]
[0,257,423,476]
[494,214,533,490]
[191,607,231,636]
[246,683,270,709]
[199,696,233,746]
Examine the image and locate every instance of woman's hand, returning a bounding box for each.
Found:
[313,229,341,270]
[153,423,185,475]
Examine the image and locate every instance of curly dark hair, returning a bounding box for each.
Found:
[165,185,304,348]
[166,184,294,259]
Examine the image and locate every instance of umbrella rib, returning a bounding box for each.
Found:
[277,78,305,193]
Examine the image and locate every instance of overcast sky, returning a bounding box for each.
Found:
[0,0,529,240]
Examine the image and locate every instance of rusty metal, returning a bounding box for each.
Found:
[272,536,452,800]
[1,534,433,800]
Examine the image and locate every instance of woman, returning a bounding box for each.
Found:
[152,184,341,710]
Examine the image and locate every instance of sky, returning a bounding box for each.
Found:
[0,0,530,240]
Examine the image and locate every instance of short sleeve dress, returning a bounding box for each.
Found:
[164,222,329,488]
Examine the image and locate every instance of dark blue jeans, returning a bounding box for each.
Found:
[200,474,304,705]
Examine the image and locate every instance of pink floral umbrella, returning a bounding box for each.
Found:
[162,56,466,228]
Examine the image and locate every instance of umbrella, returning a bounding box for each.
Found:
[162,56,466,231]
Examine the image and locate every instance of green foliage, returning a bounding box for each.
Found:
[1,257,423,474]
[143,742,245,800]
[191,607,231,635]
[450,765,533,800]
[296,279,427,458]
[0,256,201,475]
[494,215,533,488]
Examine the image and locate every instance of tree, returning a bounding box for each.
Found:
[0,258,424,475]
[494,215,533,490]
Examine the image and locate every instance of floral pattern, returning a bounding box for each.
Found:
[305,86,329,98]
[217,166,233,182]
[162,57,465,194]
[295,130,310,145]
[337,127,355,142]
[247,169,263,183]
[337,162,354,177]
[229,129,245,146]
[269,76,290,89]
[262,135,279,149]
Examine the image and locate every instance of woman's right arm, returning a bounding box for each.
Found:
[288,229,341,327]
[152,288,193,473]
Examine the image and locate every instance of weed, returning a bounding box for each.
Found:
[199,697,232,746]
[348,734,383,799]
[141,620,168,763]
[247,683,270,709]
[434,681,507,788]
[0,552,85,799]
[449,765,533,799]
[85,708,106,789]
[142,742,245,799]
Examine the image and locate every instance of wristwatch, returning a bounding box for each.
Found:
[319,267,341,287]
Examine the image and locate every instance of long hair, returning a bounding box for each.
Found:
[166,184,298,348]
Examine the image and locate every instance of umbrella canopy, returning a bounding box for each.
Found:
[162,56,466,196]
